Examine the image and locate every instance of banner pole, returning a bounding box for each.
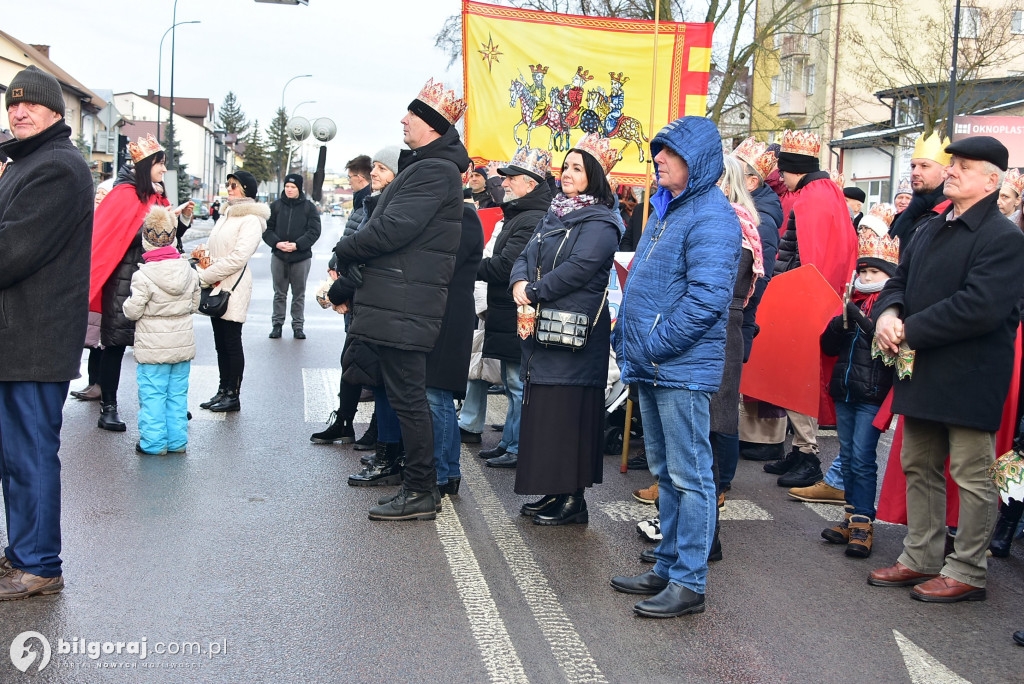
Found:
[641,0,661,233]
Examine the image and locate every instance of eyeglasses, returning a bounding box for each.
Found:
[226,181,239,190]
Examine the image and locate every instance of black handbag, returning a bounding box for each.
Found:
[535,289,608,351]
[198,264,246,318]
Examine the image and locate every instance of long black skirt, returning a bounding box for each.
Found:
[514,384,605,495]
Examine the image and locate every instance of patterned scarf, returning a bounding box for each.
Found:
[549,192,600,218]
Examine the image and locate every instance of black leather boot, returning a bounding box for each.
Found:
[533,489,588,526]
[990,498,1024,558]
[763,447,802,474]
[520,495,561,517]
[777,451,823,487]
[352,413,378,451]
[348,442,403,487]
[367,486,438,521]
[98,403,126,432]
[209,389,240,413]
[200,387,227,410]
[310,411,356,444]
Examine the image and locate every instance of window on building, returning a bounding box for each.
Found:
[807,6,821,34]
[1012,10,1023,34]
[962,6,981,39]
[805,64,816,95]
[895,97,921,126]
[770,76,779,104]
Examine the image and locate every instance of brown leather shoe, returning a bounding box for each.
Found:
[0,555,11,576]
[0,568,64,600]
[867,562,938,587]
[910,576,986,603]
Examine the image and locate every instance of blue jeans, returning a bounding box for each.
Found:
[824,453,845,490]
[713,431,739,491]
[374,387,402,443]
[427,387,460,486]
[498,361,523,454]
[834,400,882,518]
[0,380,67,577]
[137,361,190,453]
[458,379,488,434]
[638,383,715,594]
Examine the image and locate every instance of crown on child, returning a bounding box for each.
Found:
[858,230,900,264]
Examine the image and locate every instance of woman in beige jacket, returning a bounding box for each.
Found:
[195,170,269,412]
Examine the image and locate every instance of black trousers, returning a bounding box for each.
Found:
[377,346,434,492]
[99,345,127,404]
[87,346,102,385]
[210,318,245,390]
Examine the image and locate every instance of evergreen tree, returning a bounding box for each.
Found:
[241,119,274,184]
[217,91,250,136]
[161,121,191,200]
[267,107,289,190]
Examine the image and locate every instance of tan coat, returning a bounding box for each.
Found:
[123,257,201,364]
[197,199,269,323]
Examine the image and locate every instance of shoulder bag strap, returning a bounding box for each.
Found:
[228,263,248,292]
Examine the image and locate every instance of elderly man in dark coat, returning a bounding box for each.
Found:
[332,79,470,521]
[870,136,1024,602]
[0,66,93,599]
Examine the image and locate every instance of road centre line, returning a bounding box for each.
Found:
[436,504,530,684]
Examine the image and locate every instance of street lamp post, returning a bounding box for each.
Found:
[291,100,316,118]
[278,74,312,195]
[156,20,199,145]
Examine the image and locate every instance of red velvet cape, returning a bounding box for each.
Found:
[89,184,168,313]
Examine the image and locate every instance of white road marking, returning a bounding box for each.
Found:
[301,368,373,424]
[435,504,529,684]
[189,364,226,421]
[802,501,895,525]
[464,453,607,683]
[596,501,657,522]
[894,630,971,684]
[720,499,774,521]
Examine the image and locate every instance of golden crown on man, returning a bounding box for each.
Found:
[781,129,821,158]
[415,78,467,125]
[912,131,952,166]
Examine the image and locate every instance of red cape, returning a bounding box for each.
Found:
[90,185,168,313]
[790,177,858,296]
[875,326,1023,525]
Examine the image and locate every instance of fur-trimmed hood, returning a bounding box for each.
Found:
[224,199,271,220]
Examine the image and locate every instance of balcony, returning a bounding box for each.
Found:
[780,34,809,59]
[777,90,806,117]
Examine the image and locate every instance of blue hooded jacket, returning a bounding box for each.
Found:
[613,117,741,390]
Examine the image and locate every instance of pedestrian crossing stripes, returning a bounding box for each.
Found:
[301,368,374,424]
[597,499,774,523]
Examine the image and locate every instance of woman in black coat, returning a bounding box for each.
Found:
[510,137,622,525]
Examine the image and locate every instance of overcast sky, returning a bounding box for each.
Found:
[6,0,469,171]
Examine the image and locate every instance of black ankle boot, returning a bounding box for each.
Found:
[520,495,561,516]
[353,413,378,451]
[348,442,403,487]
[440,477,461,496]
[533,489,588,526]
[777,451,823,487]
[310,411,356,444]
[98,403,126,432]
[763,447,802,474]
[200,387,227,410]
[991,498,1024,558]
[209,389,240,413]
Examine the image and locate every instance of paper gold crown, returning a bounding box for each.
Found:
[574,133,621,175]
[128,133,164,163]
[415,78,467,126]
[1003,168,1024,197]
[731,136,778,179]
[781,129,821,158]
[895,176,912,196]
[858,230,900,265]
[829,170,844,187]
[868,202,897,227]
[912,131,952,166]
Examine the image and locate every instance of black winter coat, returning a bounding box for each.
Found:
[741,184,784,360]
[620,200,651,251]
[426,205,484,396]
[334,128,471,352]
[820,301,893,405]
[0,121,93,382]
[101,230,143,347]
[343,184,372,238]
[875,191,1024,431]
[510,202,621,388]
[774,170,829,275]
[481,183,552,362]
[263,193,321,262]
[889,185,946,248]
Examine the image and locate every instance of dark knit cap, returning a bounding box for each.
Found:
[844,187,866,202]
[408,99,451,135]
[857,256,897,277]
[284,173,303,192]
[5,65,65,116]
[473,166,487,177]
[227,170,259,199]
[777,151,819,174]
[945,136,1009,171]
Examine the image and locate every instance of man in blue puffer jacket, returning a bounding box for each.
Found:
[610,116,741,618]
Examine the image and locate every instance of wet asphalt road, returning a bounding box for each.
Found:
[0,215,1021,683]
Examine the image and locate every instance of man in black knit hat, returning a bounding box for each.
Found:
[331,78,472,520]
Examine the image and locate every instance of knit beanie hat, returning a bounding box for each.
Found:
[372,146,401,175]
[283,173,303,193]
[408,98,451,135]
[141,205,176,250]
[5,65,65,116]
